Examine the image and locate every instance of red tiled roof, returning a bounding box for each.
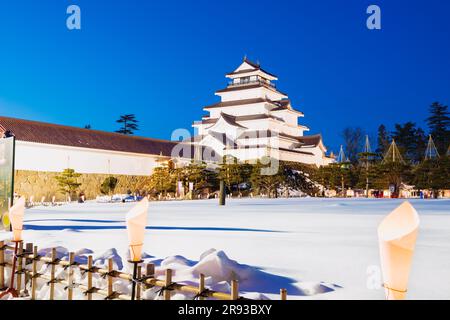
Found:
[0,116,184,157]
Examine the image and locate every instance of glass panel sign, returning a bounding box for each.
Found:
[0,136,14,230]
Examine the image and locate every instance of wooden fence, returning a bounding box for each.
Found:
[0,241,288,300]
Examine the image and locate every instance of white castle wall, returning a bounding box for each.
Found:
[15,141,161,176]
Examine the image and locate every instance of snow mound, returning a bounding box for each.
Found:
[161,255,193,268]
[189,249,251,283]
[242,292,270,300]
[295,282,336,296]
[93,248,123,270]
[199,248,217,260]
[38,246,68,260]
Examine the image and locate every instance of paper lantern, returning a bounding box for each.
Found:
[126,198,149,261]
[378,201,420,300]
[9,196,26,241]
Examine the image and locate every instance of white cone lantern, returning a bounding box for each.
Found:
[9,196,26,241]
[378,201,420,300]
[126,198,149,262]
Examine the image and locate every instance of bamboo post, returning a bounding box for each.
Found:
[24,243,33,296]
[280,288,287,300]
[31,246,38,300]
[142,263,154,299]
[16,241,24,295]
[0,241,4,289]
[49,248,56,300]
[164,269,172,300]
[231,279,239,300]
[199,273,205,301]
[67,252,75,300]
[86,255,93,300]
[146,263,155,278]
[107,258,113,299]
[136,265,141,300]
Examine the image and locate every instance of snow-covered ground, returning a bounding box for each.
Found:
[1,197,449,300]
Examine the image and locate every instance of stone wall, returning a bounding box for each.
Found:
[14,170,152,201]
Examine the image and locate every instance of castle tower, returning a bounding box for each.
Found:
[191,58,333,167]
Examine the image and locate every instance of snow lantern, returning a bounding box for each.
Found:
[126,198,149,262]
[10,196,26,241]
[378,201,420,300]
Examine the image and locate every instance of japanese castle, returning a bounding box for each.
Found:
[191,58,334,167]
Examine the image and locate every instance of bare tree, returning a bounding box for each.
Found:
[341,127,365,163]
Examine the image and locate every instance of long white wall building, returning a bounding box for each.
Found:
[0,116,179,176]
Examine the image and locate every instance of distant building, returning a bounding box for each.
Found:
[191,58,333,166]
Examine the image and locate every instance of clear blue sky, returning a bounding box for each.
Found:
[1,0,449,153]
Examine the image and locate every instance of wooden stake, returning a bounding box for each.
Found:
[199,273,205,301]
[136,265,141,300]
[142,263,154,300]
[231,279,239,300]
[24,243,33,296]
[49,248,56,300]
[107,258,113,299]
[164,269,172,300]
[86,255,93,300]
[146,263,155,278]
[0,241,4,289]
[67,252,75,300]
[16,241,24,295]
[31,246,38,300]
[280,288,287,300]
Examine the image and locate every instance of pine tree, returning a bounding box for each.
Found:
[116,114,139,135]
[358,135,377,196]
[376,124,390,157]
[392,122,425,162]
[100,176,118,196]
[413,157,450,198]
[424,135,440,160]
[427,102,450,155]
[55,169,82,199]
[375,140,413,196]
[149,164,174,196]
[415,127,428,161]
[382,140,405,164]
[249,159,285,198]
[218,156,239,194]
[182,161,218,195]
[336,145,347,163]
